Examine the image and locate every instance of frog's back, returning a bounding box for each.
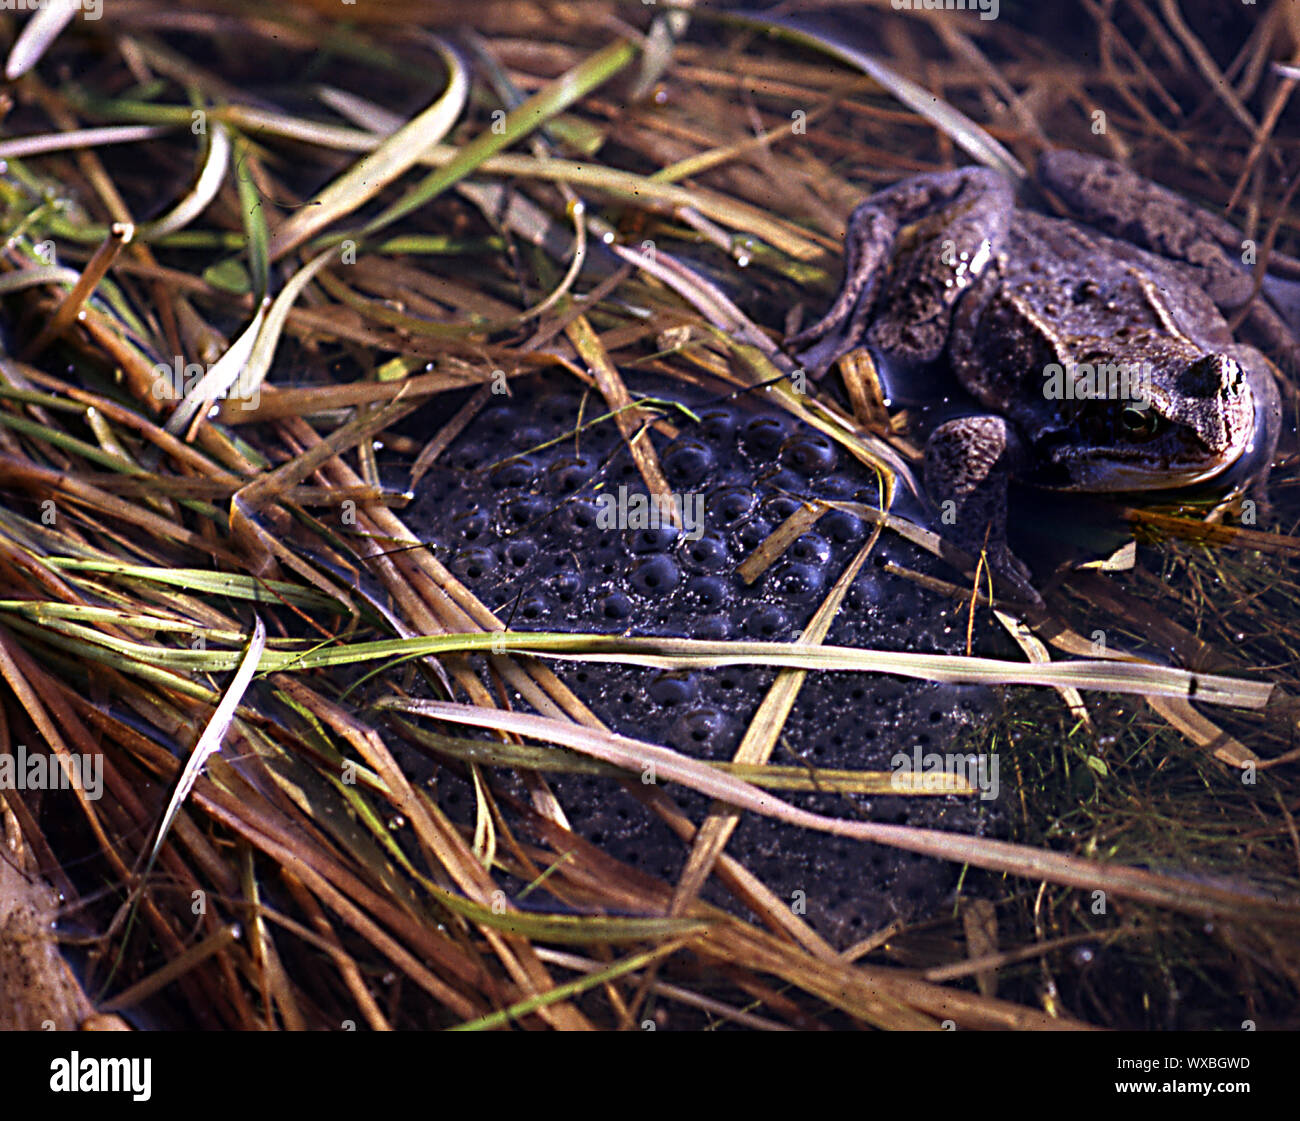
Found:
[1003,210,1234,345]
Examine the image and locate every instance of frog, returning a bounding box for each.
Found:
[787,149,1286,603]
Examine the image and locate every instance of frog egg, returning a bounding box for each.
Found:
[670,706,733,751]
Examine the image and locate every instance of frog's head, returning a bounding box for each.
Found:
[1044,334,1259,491]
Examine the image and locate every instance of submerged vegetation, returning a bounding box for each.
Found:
[0,1,1296,1029]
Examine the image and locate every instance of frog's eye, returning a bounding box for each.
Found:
[1120,406,1160,439]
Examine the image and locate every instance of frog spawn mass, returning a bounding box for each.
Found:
[404,374,1004,943]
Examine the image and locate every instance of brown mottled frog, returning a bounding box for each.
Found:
[789,150,1285,601]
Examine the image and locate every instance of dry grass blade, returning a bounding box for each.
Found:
[21,221,133,361]
[143,123,232,239]
[0,125,170,160]
[725,9,1026,179]
[449,940,688,1031]
[566,315,682,530]
[364,631,1268,708]
[355,38,638,241]
[266,38,468,261]
[148,618,266,866]
[163,298,268,439]
[5,0,76,80]
[406,701,1300,924]
[19,618,1272,709]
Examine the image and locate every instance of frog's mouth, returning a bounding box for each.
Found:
[1065,454,1240,491]
[1048,443,1244,491]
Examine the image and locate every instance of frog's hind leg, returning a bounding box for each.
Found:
[788,167,1012,377]
[925,414,1040,604]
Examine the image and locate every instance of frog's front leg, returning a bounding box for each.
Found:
[1038,149,1300,368]
[924,414,1041,603]
[788,167,1013,376]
